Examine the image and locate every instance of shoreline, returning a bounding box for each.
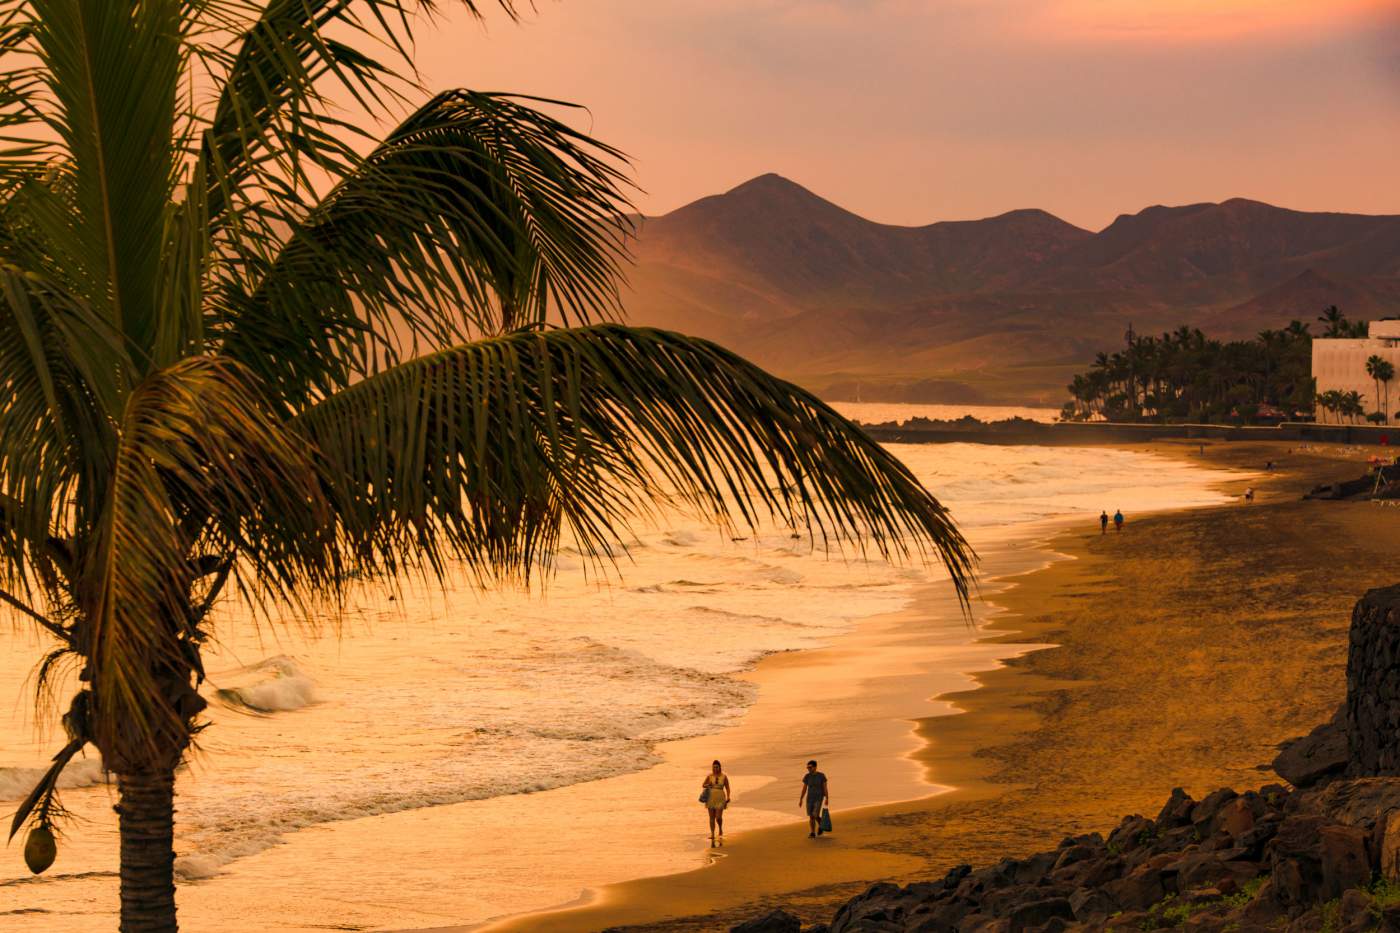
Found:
[446,440,1376,932]
[404,442,1250,933]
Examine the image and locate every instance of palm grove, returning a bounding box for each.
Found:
[0,2,975,931]
[1060,308,1396,425]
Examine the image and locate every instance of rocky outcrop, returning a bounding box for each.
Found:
[731,780,1400,933]
[1273,703,1348,788]
[1348,585,1400,777]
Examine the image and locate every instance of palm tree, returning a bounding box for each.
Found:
[1376,358,1395,420]
[1368,355,1388,417]
[0,3,974,931]
[1320,305,1348,338]
[1344,390,1366,424]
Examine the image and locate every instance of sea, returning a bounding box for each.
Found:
[0,404,1240,930]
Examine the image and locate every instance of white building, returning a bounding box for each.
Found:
[1312,320,1400,417]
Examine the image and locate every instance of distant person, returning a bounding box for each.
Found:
[799,760,829,839]
[701,759,730,845]
[1100,511,1109,535]
[1244,487,1254,503]
[1113,509,1124,532]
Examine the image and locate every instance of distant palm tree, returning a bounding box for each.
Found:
[1344,390,1367,423]
[1369,356,1396,420]
[0,3,974,931]
[1320,305,1348,337]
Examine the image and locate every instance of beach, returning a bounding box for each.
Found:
[452,441,1398,932]
[0,439,1240,931]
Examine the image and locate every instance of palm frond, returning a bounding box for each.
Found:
[26,0,183,360]
[82,355,336,756]
[0,259,127,591]
[293,325,974,603]
[219,90,633,407]
[194,1,517,239]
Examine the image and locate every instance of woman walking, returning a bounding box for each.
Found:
[702,759,731,845]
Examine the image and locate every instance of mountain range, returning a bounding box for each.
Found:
[620,174,1400,406]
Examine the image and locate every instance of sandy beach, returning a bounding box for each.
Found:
[428,441,1400,932]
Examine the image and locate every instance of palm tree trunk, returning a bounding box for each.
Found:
[116,769,178,932]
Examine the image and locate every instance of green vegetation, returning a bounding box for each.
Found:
[1061,321,1317,424]
[1370,877,1400,915]
[1061,308,1386,425]
[0,3,975,930]
[1139,876,1270,930]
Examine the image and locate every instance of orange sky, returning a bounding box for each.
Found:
[404,0,1400,229]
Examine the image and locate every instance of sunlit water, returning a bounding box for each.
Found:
[0,443,1236,929]
[831,402,1059,425]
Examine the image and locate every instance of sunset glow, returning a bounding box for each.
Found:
[1051,0,1394,39]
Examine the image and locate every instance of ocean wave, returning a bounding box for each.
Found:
[211,655,317,713]
[0,757,106,802]
[174,640,757,881]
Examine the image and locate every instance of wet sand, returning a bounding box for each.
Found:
[446,441,1399,932]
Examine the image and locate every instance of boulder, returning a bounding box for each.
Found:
[1006,897,1073,931]
[1102,864,1168,911]
[1155,788,1196,829]
[1339,887,1374,933]
[1214,798,1256,839]
[1106,816,1154,854]
[1274,706,1348,789]
[1067,886,1115,923]
[731,908,802,933]
[1318,824,1371,899]
[1190,789,1238,831]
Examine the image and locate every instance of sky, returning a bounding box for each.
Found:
[408,0,1400,231]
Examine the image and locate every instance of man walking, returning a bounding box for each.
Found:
[1113,509,1124,532]
[1099,510,1108,535]
[799,760,829,838]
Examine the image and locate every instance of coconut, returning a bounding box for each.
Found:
[24,825,56,874]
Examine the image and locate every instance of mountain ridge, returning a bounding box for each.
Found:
[621,175,1400,405]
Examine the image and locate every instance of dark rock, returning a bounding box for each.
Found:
[942,865,973,890]
[1103,865,1167,911]
[1318,824,1371,899]
[730,908,802,933]
[1191,788,1239,831]
[1274,704,1347,788]
[1010,852,1058,885]
[1077,856,1124,887]
[1050,845,1098,873]
[1024,919,1071,933]
[1006,897,1072,931]
[1213,797,1257,840]
[1156,787,1196,828]
[1106,815,1153,854]
[1067,887,1115,923]
[1241,878,1283,925]
[1347,586,1400,777]
[1339,887,1373,933]
[1267,815,1329,907]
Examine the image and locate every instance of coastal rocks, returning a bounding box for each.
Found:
[1347,585,1400,777]
[742,779,1400,933]
[1273,703,1347,788]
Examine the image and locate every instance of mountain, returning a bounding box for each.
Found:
[620,176,1400,406]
